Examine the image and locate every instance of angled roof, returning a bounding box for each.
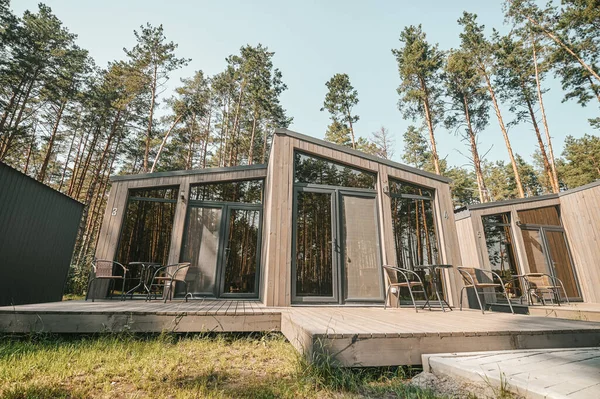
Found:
[110,164,267,182]
[108,128,452,184]
[275,128,452,184]
[453,179,600,215]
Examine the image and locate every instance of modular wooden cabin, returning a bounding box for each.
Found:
[455,180,600,304]
[94,128,463,306]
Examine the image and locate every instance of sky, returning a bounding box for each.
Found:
[11,0,599,169]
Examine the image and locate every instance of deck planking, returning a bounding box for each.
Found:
[2,301,600,366]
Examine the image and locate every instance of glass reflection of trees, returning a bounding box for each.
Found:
[482,214,522,297]
[183,179,263,297]
[294,152,376,189]
[180,207,221,295]
[223,209,260,294]
[389,180,439,300]
[295,191,334,297]
[189,179,263,203]
[116,187,178,291]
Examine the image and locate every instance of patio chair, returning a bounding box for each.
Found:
[148,263,191,302]
[383,265,431,312]
[85,259,128,302]
[522,273,569,306]
[457,267,514,314]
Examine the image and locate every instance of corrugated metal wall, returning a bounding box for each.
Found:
[0,162,83,306]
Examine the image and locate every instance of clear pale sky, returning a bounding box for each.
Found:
[11,0,599,168]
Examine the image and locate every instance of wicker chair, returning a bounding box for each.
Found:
[148,263,191,302]
[457,267,514,314]
[383,265,431,312]
[523,273,569,306]
[85,259,128,302]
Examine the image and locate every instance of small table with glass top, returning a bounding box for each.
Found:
[125,262,163,298]
[413,264,453,311]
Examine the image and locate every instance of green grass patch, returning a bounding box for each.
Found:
[0,332,444,398]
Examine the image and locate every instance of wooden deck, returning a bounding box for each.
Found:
[528,302,600,322]
[2,301,600,366]
[0,300,280,333]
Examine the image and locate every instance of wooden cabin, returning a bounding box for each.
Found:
[455,180,600,304]
[94,128,463,306]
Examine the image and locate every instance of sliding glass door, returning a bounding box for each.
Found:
[292,151,383,304]
[294,189,337,302]
[521,226,581,300]
[180,179,263,299]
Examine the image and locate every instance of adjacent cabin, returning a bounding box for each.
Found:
[0,161,83,306]
[455,180,600,304]
[93,128,463,306]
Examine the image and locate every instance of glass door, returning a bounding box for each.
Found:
[340,192,383,302]
[544,229,580,299]
[521,226,581,300]
[521,228,551,274]
[220,206,261,297]
[293,188,338,303]
[181,203,261,298]
[181,205,222,296]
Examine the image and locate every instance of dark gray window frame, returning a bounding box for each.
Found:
[291,151,384,305]
[180,181,264,300]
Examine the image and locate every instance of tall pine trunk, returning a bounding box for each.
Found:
[532,35,559,191]
[143,64,159,172]
[481,68,525,198]
[462,94,488,203]
[419,77,441,175]
[38,100,67,183]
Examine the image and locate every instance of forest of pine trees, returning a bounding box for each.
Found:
[0,0,598,294]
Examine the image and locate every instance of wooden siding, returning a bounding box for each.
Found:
[560,184,600,303]
[455,216,480,268]
[92,166,267,299]
[260,132,461,307]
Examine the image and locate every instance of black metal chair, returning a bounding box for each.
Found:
[383,265,431,312]
[85,259,128,302]
[522,273,569,306]
[148,263,191,302]
[457,267,514,314]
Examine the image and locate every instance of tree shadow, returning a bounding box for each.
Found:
[2,384,74,399]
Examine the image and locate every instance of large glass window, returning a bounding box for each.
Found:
[294,152,376,189]
[116,186,178,290]
[189,179,263,203]
[482,213,522,297]
[389,180,440,300]
[182,179,263,297]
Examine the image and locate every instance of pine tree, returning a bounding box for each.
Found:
[321,73,359,149]
[458,12,526,198]
[124,23,190,172]
[392,25,444,174]
[370,126,395,159]
[494,32,559,192]
[444,49,491,202]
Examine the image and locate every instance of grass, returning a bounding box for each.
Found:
[61,294,85,301]
[0,332,444,399]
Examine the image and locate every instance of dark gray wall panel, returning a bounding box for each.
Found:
[0,162,83,306]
